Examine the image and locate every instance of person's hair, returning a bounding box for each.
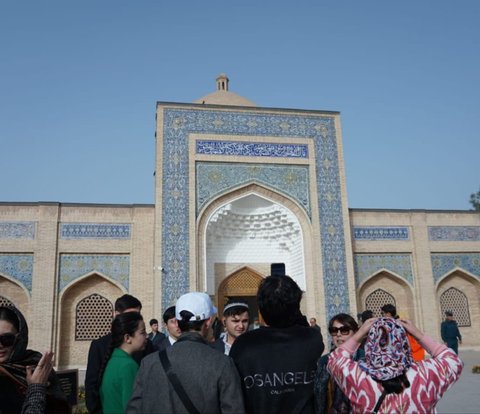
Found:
[98,312,144,389]
[163,306,176,324]
[257,275,303,328]
[177,310,205,332]
[381,304,397,318]
[361,310,374,322]
[211,316,223,340]
[328,313,359,332]
[114,294,142,313]
[310,317,317,322]
[0,306,19,333]
[149,318,158,326]
[380,373,410,394]
[223,301,249,318]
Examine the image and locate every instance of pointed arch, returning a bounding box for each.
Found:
[439,287,470,327]
[196,183,314,297]
[436,270,480,343]
[59,270,127,298]
[57,273,123,368]
[358,270,415,320]
[75,293,114,340]
[365,289,396,318]
[0,275,30,320]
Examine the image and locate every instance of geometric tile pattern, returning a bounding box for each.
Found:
[58,254,129,292]
[60,223,131,239]
[75,293,113,340]
[365,289,396,317]
[196,140,308,158]
[439,287,471,327]
[428,226,480,241]
[431,253,480,282]
[196,162,310,217]
[161,107,349,321]
[0,222,35,239]
[0,254,34,292]
[353,226,409,241]
[354,254,414,286]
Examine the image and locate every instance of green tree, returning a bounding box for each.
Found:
[470,188,480,211]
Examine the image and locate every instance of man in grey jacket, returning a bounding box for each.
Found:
[126,292,245,414]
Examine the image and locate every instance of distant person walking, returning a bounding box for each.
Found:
[441,310,462,354]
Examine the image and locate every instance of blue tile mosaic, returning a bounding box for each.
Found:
[354,254,414,286]
[59,254,130,291]
[60,223,131,239]
[0,254,33,292]
[428,226,480,242]
[196,163,310,217]
[196,140,308,158]
[353,227,409,241]
[161,107,348,321]
[431,254,480,282]
[0,222,35,239]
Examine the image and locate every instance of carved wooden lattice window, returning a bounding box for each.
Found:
[75,294,113,341]
[365,289,396,317]
[440,287,471,327]
[0,296,15,308]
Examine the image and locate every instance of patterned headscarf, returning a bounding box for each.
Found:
[359,317,413,381]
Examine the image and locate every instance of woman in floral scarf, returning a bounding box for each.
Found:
[327,317,463,413]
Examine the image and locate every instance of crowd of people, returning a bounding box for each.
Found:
[0,274,464,414]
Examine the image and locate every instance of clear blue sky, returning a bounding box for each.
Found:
[1,1,479,210]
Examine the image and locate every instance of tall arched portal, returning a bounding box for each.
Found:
[203,193,306,303]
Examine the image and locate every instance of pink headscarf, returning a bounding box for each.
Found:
[359,317,413,381]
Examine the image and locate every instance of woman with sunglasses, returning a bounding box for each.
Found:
[0,305,70,414]
[314,313,363,414]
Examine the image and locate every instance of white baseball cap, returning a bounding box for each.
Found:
[175,292,217,321]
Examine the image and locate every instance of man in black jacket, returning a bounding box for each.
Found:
[157,305,182,352]
[84,294,154,413]
[441,310,462,354]
[230,275,325,414]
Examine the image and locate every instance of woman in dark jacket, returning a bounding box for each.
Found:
[314,313,364,414]
[0,306,70,414]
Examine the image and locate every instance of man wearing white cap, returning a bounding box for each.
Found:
[126,292,245,414]
[212,299,250,355]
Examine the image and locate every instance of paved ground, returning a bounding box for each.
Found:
[76,348,480,412]
[436,349,480,414]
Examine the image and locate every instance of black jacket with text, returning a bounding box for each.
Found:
[230,325,324,414]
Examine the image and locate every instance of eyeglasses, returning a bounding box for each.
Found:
[0,333,17,347]
[328,326,351,335]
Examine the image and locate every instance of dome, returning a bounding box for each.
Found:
[194,74,256,107]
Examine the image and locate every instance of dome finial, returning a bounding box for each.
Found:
[216,73,229,91]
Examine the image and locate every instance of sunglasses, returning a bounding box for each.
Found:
[328,326,351,335]
[0,333,17,347]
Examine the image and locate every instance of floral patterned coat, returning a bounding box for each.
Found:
[327,335,463,414]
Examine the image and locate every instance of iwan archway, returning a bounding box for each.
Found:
[197,184,313,310]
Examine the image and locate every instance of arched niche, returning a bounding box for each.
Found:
[0,274,30,321]
[436,269,480,347]
[197,183,313,302]
[358,270,415,321]
[57,273,124,368]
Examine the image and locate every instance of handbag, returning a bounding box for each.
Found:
[159,350,200,414]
